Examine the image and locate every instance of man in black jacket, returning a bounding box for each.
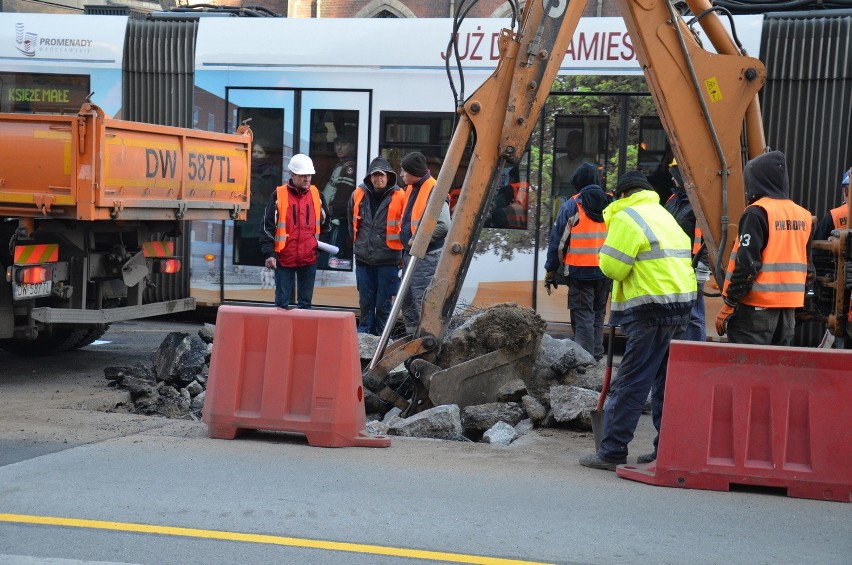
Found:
[348,157,407,335]
[664,160,710,342]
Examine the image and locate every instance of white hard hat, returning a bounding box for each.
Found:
[288,153,315,175]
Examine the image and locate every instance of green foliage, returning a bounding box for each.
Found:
[476,75,660,260]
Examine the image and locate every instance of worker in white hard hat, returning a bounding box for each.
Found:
[260,153,328,308]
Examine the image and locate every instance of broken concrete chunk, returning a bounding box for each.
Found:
[496,378,528,403]
[514,418,534,436]
[387,404,464,440]
[550,385,598,429]
[521,395,547,423]
[460,402,525,436]
[198,323,215,344]
[482,421,519,446]
[152,332,208,387]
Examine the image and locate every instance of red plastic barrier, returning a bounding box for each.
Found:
[617,341,851,502]
[203,305,390,448]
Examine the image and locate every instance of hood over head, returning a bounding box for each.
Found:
[363,156,397,189]
[578,184,609,222]
[744,150,789,202]
[570,162,601,190]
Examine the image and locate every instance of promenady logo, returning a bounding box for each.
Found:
[15,23,37,57]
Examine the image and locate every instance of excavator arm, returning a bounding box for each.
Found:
[364,0,766,411]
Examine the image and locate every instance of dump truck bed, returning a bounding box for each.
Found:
[0,103,251,221]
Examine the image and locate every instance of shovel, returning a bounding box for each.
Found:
[591,324,616,451]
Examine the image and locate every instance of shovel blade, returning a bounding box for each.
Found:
[591,409,604,451]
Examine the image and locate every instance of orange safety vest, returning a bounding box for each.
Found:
[352,187,405,250]
[829,205,848,230]
[511,182,529,209]
[273,184,322,252]
[405,176,437,236]
[563,198,606,268]
[692,227,703,256]
[723,197,811,308]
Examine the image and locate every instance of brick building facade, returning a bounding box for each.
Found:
[169,1,620,19]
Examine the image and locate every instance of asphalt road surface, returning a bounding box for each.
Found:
[0,318,849,564]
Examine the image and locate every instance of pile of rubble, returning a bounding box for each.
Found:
[105,305,617,446]
[104,325,215,419]
[361,304,610,446]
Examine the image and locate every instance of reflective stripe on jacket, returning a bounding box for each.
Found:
[564,197,606,268]
[723,197,811,308]
[352,186,405,251]
[273,184,322,252]
[599,190,696,321]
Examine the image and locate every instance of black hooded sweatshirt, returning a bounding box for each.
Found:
[724,151,814,306]
[347,156,403,266]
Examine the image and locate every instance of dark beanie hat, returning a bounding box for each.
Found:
[401,152,427,177]
[614,170,653,195]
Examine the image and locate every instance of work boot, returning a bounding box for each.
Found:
[637,452,657,464]
[579,453,626,471]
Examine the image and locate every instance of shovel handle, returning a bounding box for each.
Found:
[595,324,616,412]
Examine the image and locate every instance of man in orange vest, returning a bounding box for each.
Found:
[544,162,612,360]
[665,159,709,342]
[398,151,450,334]
[348,156,406,335]
[716,151,814,345]
[813,167,850,241]
[260,153,327,309]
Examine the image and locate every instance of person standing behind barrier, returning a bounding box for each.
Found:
[579,171,695,471]
[716,151,814,345]
[398,151,450,334]
[348,157,406,335]
[260,153,327,309]
[544,162,612,361]
[664,159,709,342]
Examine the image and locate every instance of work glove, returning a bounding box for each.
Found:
[715,303,735,336]
[544,271,558,296]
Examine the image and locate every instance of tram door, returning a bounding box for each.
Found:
[201,88,369,307]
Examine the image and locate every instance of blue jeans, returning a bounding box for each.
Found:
[680,285,706,342]
[274,264,317,309]
[356,263,400,335]
[568,278,612,360]
[598,319,686,462]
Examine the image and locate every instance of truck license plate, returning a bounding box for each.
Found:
[13,281,53,300]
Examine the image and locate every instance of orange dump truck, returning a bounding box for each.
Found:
[0,103,252,354]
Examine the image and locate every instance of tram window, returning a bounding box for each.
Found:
[310,109,359,272]
[0,72,89,114]
[552,115,609,200]
[380,111,531,230]
[638,116,675,203]
[233,107,284,267]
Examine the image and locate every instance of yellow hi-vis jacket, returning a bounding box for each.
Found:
[599,190,696,322]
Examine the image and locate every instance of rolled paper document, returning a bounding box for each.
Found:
[318,241,339,256]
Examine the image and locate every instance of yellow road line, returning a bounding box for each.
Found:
[0,513,553,565]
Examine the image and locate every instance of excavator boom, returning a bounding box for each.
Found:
[365,0,767,410]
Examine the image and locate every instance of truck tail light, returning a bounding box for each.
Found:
[157,259,182,274]
[16,265,52,284]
